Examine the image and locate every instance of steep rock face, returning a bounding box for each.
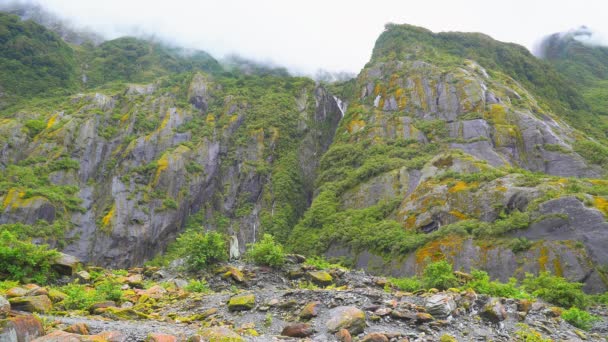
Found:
[292,24,608,292]
[0,72,342,267]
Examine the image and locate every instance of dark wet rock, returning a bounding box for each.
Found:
[281,323,314,338]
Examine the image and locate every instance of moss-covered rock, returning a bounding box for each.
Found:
[326,306,366,335]
[8,295,52,313]
[228,293,255,312]
[308,271,333,286]
[197,327,244,342]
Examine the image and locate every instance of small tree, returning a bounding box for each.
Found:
[422,260,457,290]
[246,234,286,267]
[175,230,228,271]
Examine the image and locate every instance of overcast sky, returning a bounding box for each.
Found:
[6,0,608,75]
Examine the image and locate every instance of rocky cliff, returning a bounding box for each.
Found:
[1,14,608,292]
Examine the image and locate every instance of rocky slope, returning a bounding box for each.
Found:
[1,13,608,293]
[1,259,607,341]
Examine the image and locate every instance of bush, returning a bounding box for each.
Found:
[467,269,528,298]
[246,234,286,267]
[561,307,600,330]
[510,237,533,253]
[61,283,103,310]
[390,276,422,292]
[303,256,345,270]
[422,260,457,290]
[175,230,228,271]
[523,272,589,309]
[95,278,124,303]
[0,231,59,284]
[185,279,210,293]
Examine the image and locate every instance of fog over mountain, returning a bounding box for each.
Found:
[3,0,608,76]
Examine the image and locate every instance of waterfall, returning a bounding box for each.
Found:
[333,96,346,117]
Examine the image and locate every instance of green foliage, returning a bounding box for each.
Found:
[422,260,457,290]
[303,256,345,270]
[0,230,59,283]
[246,234,286,267]
[0,13,77,106]
[510,237,533,253]
[523,272,589,309]
[24,119,46,136]
[389,276,422,292]
[467,269,529,299]
[95,278,124,303]
[174,230,228,271]
[573,140,608,167]
[185,279,210,293]
[561,307,600,331]
[60,283,103,310]
[162,197,178,209]
[514,324,552,342]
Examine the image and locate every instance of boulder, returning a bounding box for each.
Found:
[299,301,321,319]
[281,323,314,338]
[198,327,244,342]
[64,323,89,335]
[326,306,366,335]
[9,296,52,313]
[361,332,389,342]
[51,253,80,276]
[31,330,99,341]
[222,267,245,283]
[96,331,125,342]
[425,294,456,318]
[75,271,91,282]
[146,333,177,342]
[0,295,10,317]
[308,271,333,286]
[228,293,255,311]
[0,315,44,342]
[335,328,352,342]
[481,299,506,323]
[6,287,27,298]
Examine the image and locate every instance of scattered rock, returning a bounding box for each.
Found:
[425,294,456,318]
[89,301,117,314]
[326,306,366,335]
[281,323,314,338]
[75,271,91,282]
[299,301,321,319]
[146,333,177,342]
[222,267,245,283]
[65,323,90,335]
[308,271,333,286]
[416,312,434,323]
[9,295,52,313]
[481,299,507,323]
[31,330,97,341]
[6,287,27,298]
[0,315,44,342]
[361,332,389,342]
[0,295,10,316]
[96,331,125,342]
[228,293,255,311]
[51,253,80,276]
[336,328,352,342]
[125,274,143,288]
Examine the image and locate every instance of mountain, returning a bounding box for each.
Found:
[538,27,608,120]
[1,13,608,296]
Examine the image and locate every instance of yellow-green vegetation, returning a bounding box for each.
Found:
[246,234,286,268]
[0,231,59,283]
[514,324,552,342]
[561,307,600,331]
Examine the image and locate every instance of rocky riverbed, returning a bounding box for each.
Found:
[1,259,607,341]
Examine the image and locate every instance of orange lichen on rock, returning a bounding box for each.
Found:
[415,235,465,271]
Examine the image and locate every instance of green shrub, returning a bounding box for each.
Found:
[390,276,422,292]
[523,272,589,309]
[422,260,457,290]
[95,278,124,303]
[467,269,529,298]
[510,237,533,253]
[185,279,210,293]
[303,256,345,270]
[0,231,59,284]
[561,307,599,330]
[175,230,228,271]
[61,283,103,310]
[246,234,286,267]
[514,324,552,342]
